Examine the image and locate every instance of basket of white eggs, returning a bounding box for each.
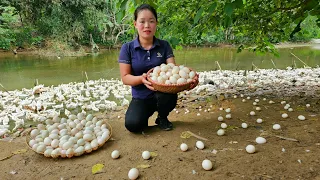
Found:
[147,63,197,94]
[26,114,112,158]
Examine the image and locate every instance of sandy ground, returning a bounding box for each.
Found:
[1,94,320,180]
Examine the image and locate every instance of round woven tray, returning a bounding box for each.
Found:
[26,121,112,158]
[146,67,197,94]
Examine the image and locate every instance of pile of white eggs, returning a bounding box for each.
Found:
[149,63,196,85]
[28,113,111,158]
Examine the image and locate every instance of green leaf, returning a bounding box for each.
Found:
[194,7,204,24]
[243,0,247,4]
[233,0,244,8]
[120,0,128,11]
[224,3,234,17]
[208,2,217,15]
[116,10,125,23]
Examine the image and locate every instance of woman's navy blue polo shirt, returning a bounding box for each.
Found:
[118,37,174,99]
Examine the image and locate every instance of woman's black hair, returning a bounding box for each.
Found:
[134,4,157,21]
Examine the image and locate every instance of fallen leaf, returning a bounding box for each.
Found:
[136,164,151,169]
[150,152,157,157]
[92,164,104,175]
[180,131,192,139]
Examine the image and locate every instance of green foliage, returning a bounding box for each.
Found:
[0,0,320,56]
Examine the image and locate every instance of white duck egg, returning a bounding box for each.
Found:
[161,74,169,80]
[160,65,169,72]
[51,149,60,158]
[85,121,93,127]
[273,124,281,130]
[196,141,205,149]
[44,149,53,157]
[246,145,256,154]
[169,76,177,84]
[241,123,248,129]
[221,123,228,129]
[111,150,120,159]
[91,139,99,149]
[142,151,151,160]
[97,137,105,145]
[167,63,175,68]
[225,108,231,113]
[288,108,293,112]
[180,143,188,152]
[101,124,107,129]
[179,70,188,78]
[250,111,256,116]
[32,144,39,151]
[177,78,187,84]
[83,134,93,141]
[242,99,246,102]
[29,139,37,147]
[84,144,92,153]
[217,116,224,121]
[30,129,40,138]
[84,114,93,121]
[202,159,213,171]
[173,73,181,79]
[44,137,52,146]
[81,120,87,126]
[189,71,196,79]
[217,129,225,136]
[128,168,139,180]
[51,139,60,148]
[36,144,46,153]
[298,115,306,120]
[75,146,85,156]
[256,118,263,123]
[255,137,267,144]
[306,104,310,108]
[60,118,67,124]
[96,121,103,127]
[152,71,159,77]
[157,76,165,84]
[165,71,172,77]
[62,141,74,150]
[253,102,257,106]
[76,123,83,130]
[71,128,79,136]
[153,66,161,74]
[256,107,261,111]
[172,66,180,74]
[50,129,59,135]
[66,148,74,158]
[282,113,288,118]
[225,114,232,119]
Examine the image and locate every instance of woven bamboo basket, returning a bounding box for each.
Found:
[146,67,197,94]
[26,120,112,158]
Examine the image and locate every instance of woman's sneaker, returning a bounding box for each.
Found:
[155,117,173,131]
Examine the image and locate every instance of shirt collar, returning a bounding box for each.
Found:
[133,36,160,50]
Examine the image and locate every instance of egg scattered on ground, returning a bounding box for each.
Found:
[142,151,151,160]
[196,141,205,149]
[246,145,256,154]
[180,143,188,152]
[111,150,120,159]
[128,168,139,180]
[273,124,281,130]
[202,159,213,170]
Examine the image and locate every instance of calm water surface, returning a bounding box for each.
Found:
[0,45,319,90]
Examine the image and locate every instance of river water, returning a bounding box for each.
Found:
[0,45,319,91]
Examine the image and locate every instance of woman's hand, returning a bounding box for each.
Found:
[188,73,199,90]
[142,73,156,91]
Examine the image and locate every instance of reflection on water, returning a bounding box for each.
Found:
[0,46,319,90]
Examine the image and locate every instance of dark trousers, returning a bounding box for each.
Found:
[125,92,178,132]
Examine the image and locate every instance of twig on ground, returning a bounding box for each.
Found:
[186,131,208,141]
[274,135,299,142]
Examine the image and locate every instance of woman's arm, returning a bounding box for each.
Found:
[166,57,176,64]
[119,63,155,90]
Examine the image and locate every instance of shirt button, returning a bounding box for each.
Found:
[148,57,150,59]
[147,51,150,53]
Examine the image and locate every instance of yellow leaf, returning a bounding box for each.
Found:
[150,152,157,157]
[137,164,151,169]
[180,131,192,139]
[92,163,104,175]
